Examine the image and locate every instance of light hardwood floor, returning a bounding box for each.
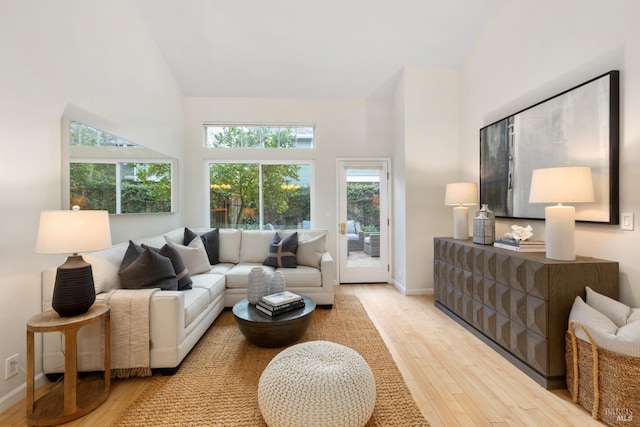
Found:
[1,284,602,426]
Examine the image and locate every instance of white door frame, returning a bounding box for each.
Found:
[336,158,391,284]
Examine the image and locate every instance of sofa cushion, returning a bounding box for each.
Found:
[118,241,178,291]
[182,287,210,328]
[84,243,127,293]
[165,235,211,275]
[585,286,631,327]
[297,233,326,268]
[240,230,277,263]
[191,273,226,303]
[210,263,234,275]
[226,263,276,288]
[277,265,322,287]
[139,227,185,248]
[219,229,242,263]
[143,243,193,290]
[264,232,298,268]
[185,227,220,265]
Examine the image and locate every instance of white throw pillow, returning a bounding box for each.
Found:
[569,296,618,341]
[84,243,128,293]
[297,233,326,268]
[219,229,242,263]
[240,230,277,263]
[628,308,640,324]
[165,235,211,275]
[162,227,186,245]
[613,321,640,357]
[585,286,630,327]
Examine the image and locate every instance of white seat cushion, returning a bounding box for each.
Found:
[182,287,210,328]
[226,264,276,288]
[277,266,321,287]
[191,273,226,302]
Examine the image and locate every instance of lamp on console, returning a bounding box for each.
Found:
[36,206,112,317]
[528,166,594,261]
[445,182,478,239]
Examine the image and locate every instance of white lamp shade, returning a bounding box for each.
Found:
[529,167,594,204]
[445,182,478,206]
[36,208,112,254]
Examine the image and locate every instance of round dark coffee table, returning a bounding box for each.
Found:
[232,295,315,348]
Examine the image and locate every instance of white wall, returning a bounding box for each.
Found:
[392,73,408,291]
[183,97,393,261]
[0,0,184,409]
[461,0,640,305]
[393,67,462,294]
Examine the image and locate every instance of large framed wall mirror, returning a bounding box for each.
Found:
[62,108,177,214]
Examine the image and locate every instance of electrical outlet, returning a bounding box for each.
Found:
[5,354,19,379]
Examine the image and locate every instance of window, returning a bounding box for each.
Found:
[206,125,313,229]
[209,162,312,230]
[68,122,174,214]
[205,125,314,148]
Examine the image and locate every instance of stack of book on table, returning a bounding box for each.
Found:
[493,237,546,252]
[256,291,305,317]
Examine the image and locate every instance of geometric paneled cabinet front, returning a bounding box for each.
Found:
[433,237,619,389]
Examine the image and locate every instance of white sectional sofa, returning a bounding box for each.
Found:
[41,227,334,376]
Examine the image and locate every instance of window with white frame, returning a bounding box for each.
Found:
[204,125,314,149]
[209,161,312,230]
[69,122,174,214]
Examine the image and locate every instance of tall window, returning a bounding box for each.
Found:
[69,122,174,214]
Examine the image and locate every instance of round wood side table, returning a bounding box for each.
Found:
[26,303,110,426]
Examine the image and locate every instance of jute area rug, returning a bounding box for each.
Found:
[114,294,429,426]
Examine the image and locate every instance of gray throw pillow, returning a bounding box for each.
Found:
[264,232,298,268]
[119,241,178,291]
[143,243,193,290]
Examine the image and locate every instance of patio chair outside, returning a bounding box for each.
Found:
[347,220,364,253]
[364,232,380,257]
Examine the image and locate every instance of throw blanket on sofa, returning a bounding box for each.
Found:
[105,288,158,378]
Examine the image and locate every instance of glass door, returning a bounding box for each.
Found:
[337,160,389,283]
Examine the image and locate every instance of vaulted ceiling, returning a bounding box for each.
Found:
[136,0,497,99]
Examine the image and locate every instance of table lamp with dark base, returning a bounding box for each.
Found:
[36,206,111,318]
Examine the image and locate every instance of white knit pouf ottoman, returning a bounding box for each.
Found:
[258,340,376,427]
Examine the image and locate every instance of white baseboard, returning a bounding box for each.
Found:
[392,280,433,296]
[0,373,47,413]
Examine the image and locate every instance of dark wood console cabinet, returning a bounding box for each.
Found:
[433,237,619,389]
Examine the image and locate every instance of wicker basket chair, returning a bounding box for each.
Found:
[566,320,640,426]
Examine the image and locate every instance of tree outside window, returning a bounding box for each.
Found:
[208,127,311,229]
[69,122,173,214]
